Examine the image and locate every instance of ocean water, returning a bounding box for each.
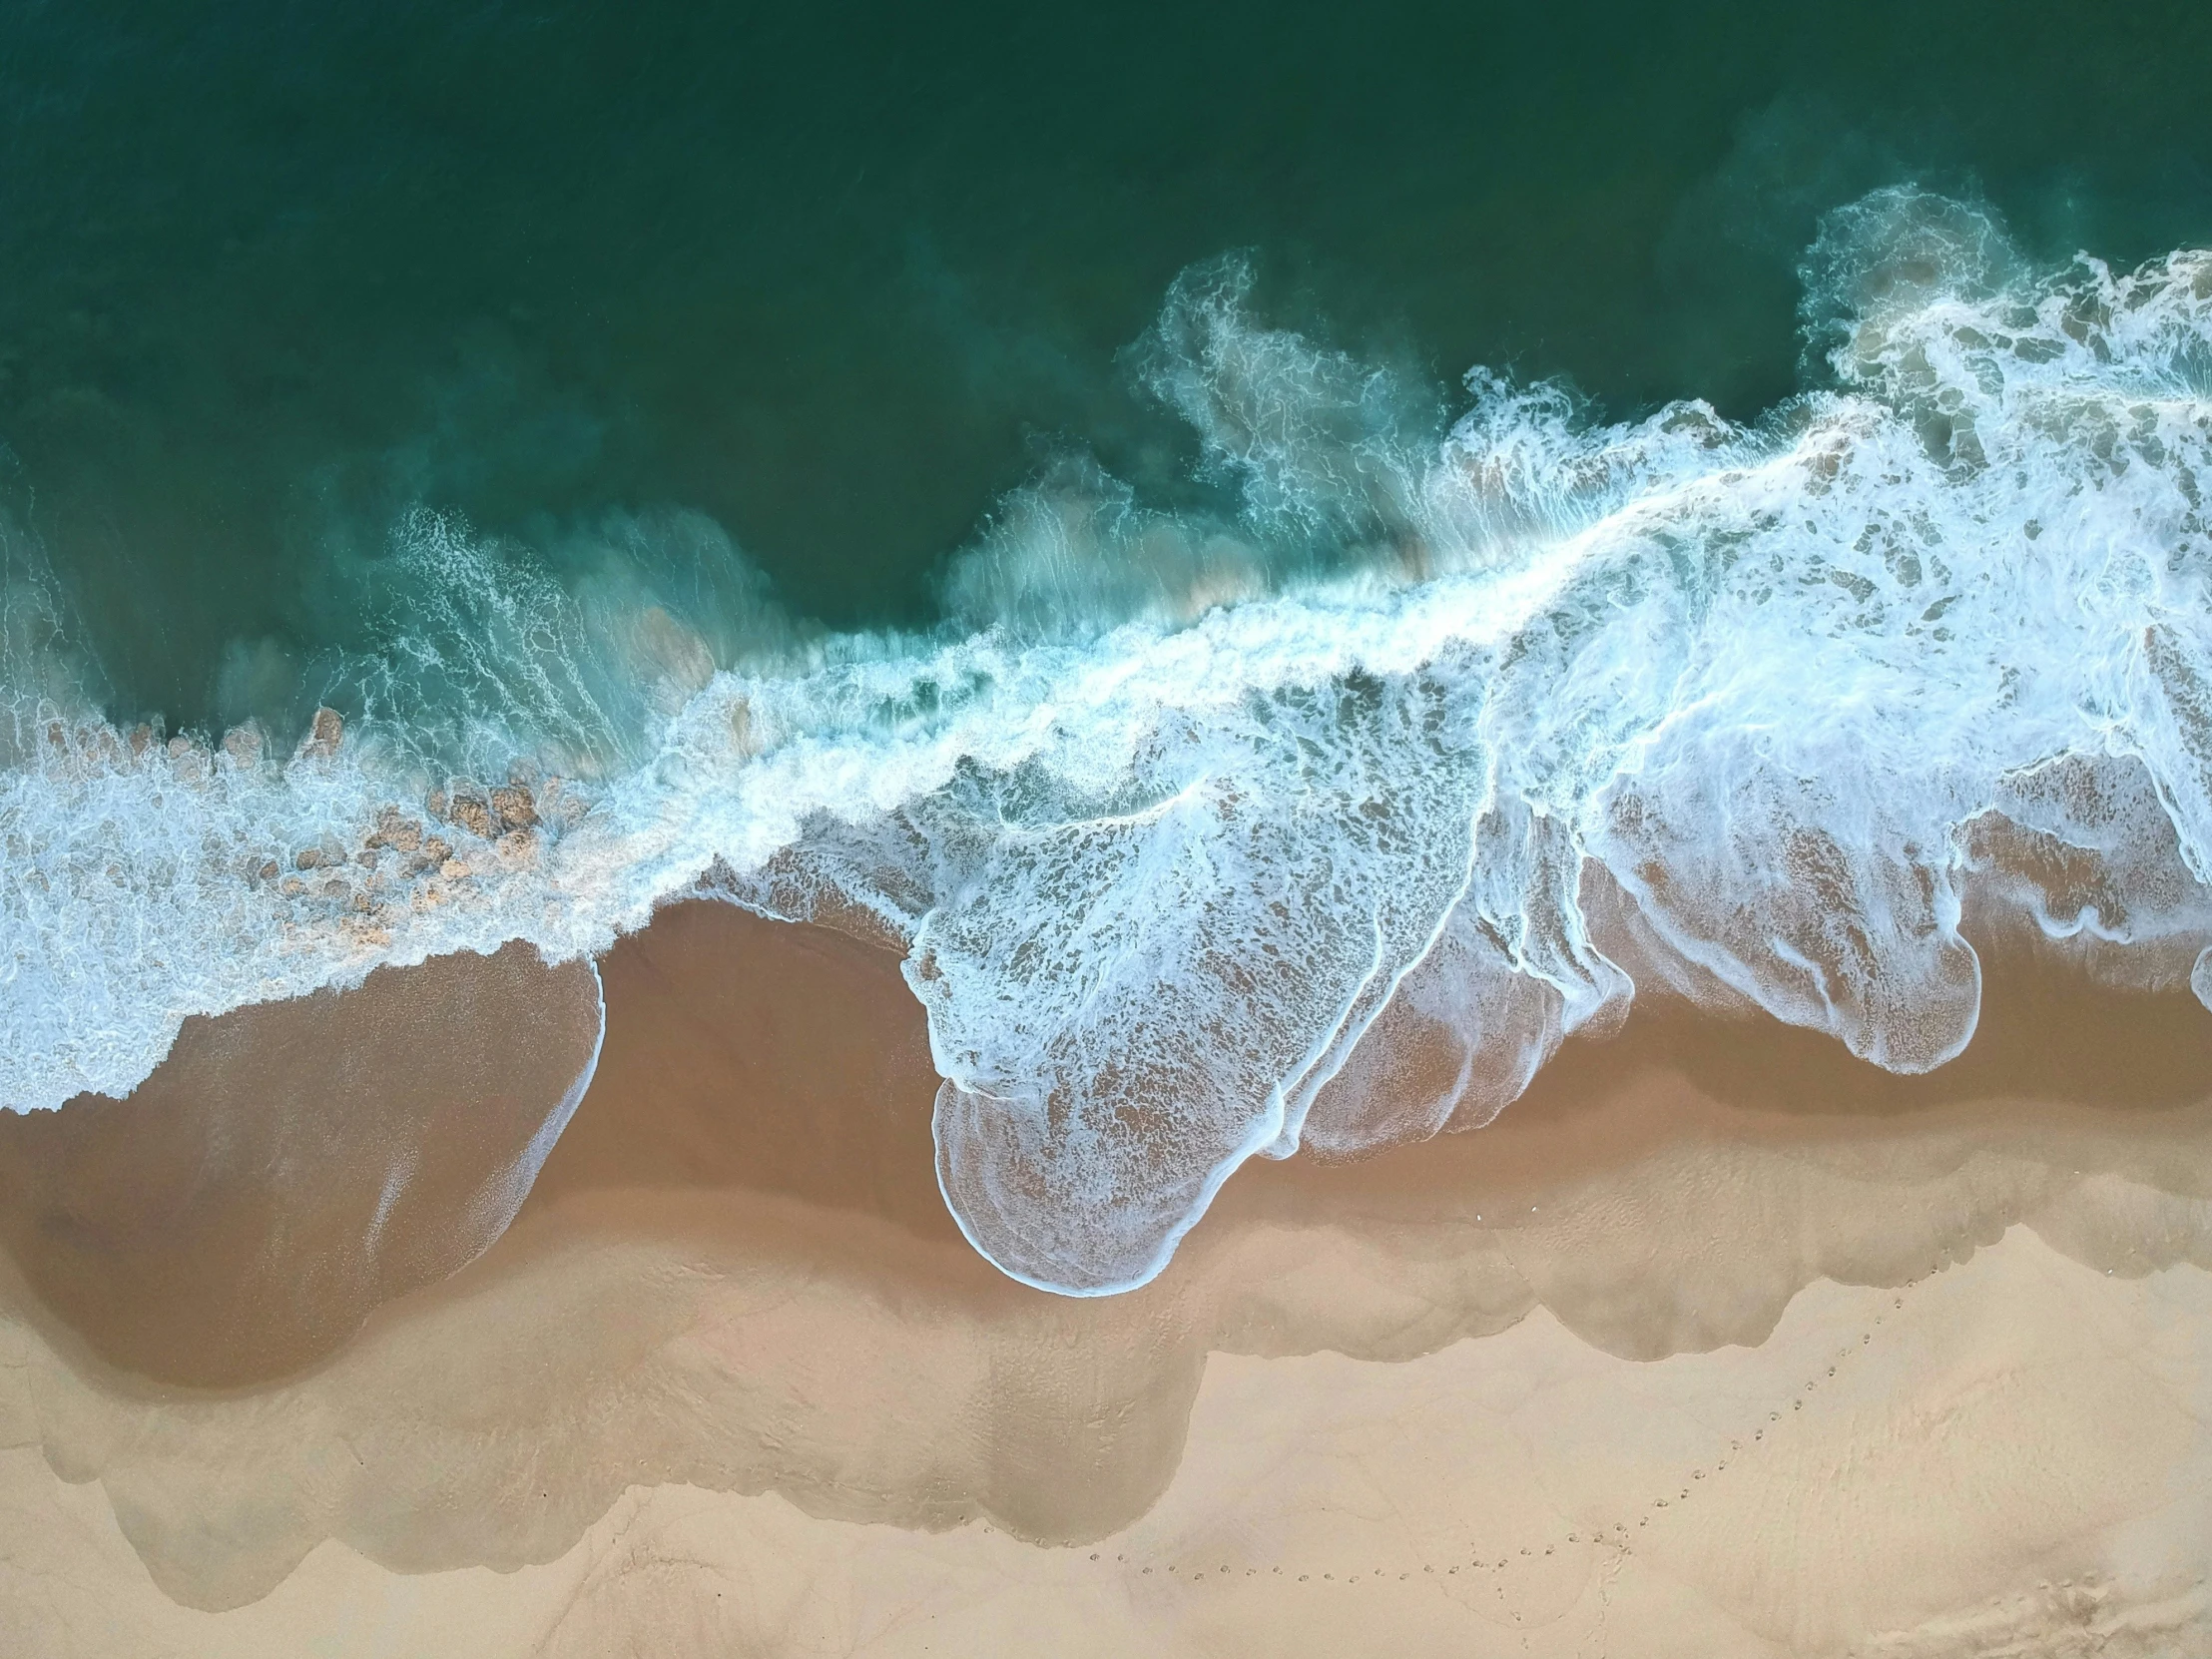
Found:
[8,2,2212,1293]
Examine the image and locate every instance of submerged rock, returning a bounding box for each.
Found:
[220,725,263,768]
[364,810,423,855]
[301,707,344,759]
[448,793,495,839]
[489,784,537,830]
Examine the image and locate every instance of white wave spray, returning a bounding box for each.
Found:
[7,189,2212,1295]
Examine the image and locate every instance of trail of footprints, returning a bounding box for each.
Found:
[1074,1266,1940,1590]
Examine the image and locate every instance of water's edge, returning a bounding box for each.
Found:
[10,191,2212,1295]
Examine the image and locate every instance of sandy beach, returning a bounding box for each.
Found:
[0,900,2204,1656]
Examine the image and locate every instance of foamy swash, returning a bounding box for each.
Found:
[6,189,2212,1294]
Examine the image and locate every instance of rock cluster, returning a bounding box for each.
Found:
[261,770,570,934]
[425,778,543,842]
[30,705,584,958]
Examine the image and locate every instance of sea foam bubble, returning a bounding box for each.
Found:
[7,188,2212,1295]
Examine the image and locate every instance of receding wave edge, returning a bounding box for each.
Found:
[8,187,2212,1294]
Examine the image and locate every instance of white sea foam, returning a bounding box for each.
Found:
[7,189,2212,1295]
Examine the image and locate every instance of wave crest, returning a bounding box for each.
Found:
[9,190,2212,1295]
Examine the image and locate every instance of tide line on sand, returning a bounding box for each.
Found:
[0,900,2207,1654]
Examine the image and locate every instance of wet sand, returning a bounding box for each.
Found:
[1,900,2208,1655]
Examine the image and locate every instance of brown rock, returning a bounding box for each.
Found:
[302,707,344,759]
[220,725,263,768]
[364,810,423,855]
[489,785,537,830]
[448,794,495,839]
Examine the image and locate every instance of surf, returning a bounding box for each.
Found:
[7,188,2212,1299]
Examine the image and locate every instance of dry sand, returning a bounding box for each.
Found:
[0,900,2208,1656]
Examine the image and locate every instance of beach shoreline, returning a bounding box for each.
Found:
[0,899,2205,1653]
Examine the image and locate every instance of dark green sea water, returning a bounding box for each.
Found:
[5,0,2210,735]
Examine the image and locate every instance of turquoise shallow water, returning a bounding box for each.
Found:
[4,0,2210,732]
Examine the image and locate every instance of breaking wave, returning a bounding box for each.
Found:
[9,188,2212,1295]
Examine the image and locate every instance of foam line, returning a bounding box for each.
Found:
[7,189,2212,1294]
